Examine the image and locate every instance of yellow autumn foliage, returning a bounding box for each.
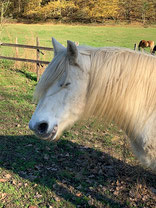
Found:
[3,0,156,23]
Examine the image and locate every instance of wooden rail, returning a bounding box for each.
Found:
[0,42,53,51]
[0,56,50,65]
[0,39,53,81]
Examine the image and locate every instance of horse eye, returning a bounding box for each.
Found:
[65,82,71,87]
[60,82,71,87]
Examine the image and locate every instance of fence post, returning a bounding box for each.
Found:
[36,37,40,81]
[15,37,19,68]
[134,43,137,51]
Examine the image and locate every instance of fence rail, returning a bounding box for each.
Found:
[0,39,53,81]
[0,55,50,65]
[0,42,53,51]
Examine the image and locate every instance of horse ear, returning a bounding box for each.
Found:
[67,40,78,65]
[52,37,65,56]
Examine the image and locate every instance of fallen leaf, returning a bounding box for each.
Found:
[76,192,82,197]
[5,174,12,179]
[112,136,120,143]
[35,192,42,198]
[54,196,60,202]
[0,179,7,183]
[0,193,7,200]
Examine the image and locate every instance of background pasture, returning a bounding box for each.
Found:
[2,24,156,48]
[1,24,156,74]
[0,24,156,208]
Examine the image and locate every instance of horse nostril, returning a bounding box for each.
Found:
[37,122,48,134]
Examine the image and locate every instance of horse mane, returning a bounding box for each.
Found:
[84,47,156,135]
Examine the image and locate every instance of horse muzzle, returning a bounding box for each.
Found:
[29,120,58,141]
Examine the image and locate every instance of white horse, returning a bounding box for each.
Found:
[29,38,156,171]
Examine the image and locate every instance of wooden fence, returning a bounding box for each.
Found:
[0,37,53,81]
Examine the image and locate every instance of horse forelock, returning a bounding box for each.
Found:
[33,51,69,102]
[84,48,156,136]
[33,45,92,102]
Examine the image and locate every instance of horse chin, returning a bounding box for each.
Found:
[48,131,58,141]
[36,129,59,141]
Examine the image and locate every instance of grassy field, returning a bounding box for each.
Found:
[1,23,156,47]
[0,24,156,208]
[1,23,156,73]
[1,23,156,58]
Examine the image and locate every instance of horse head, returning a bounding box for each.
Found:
[29,38,90,140]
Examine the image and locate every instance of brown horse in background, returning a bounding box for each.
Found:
[138,40,154,54]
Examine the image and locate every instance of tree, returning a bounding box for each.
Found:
[0,0,155,23]
[0,0,10,42]
[88,0,119,21]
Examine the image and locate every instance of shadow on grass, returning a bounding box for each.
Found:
[0,135,155,208]
[16,69,37,82]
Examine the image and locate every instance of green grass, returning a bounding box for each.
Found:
[0,24,156,208]
[1,23,156,56]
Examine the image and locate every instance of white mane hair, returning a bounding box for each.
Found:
[34,45,156,137]
[85,47,156,136]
